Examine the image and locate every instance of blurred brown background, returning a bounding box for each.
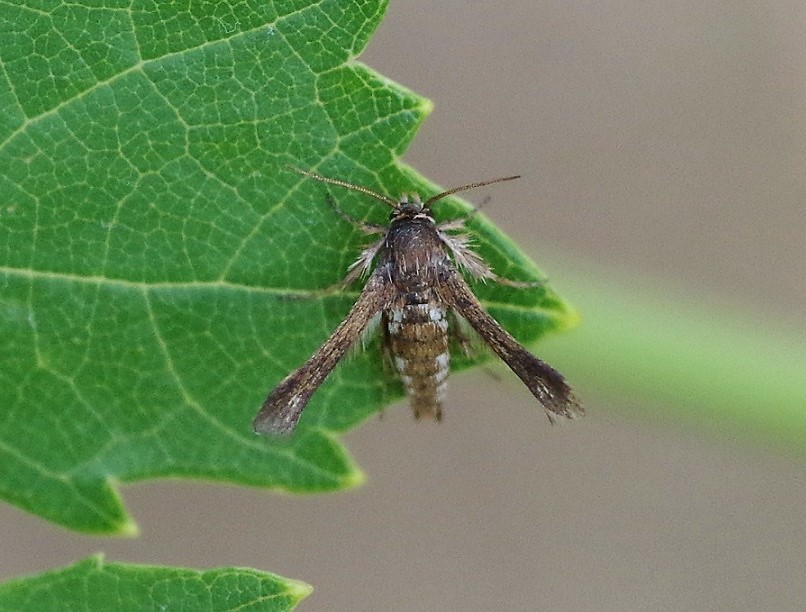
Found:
[3,2,805,610]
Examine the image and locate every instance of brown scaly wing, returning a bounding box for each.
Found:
[437,270,583,421]
[253,270,395,435]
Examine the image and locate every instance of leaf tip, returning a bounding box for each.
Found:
[419,96,434,118]
[285,578,315,604]
[340,466,366,489]
[556,301,581,333]
[114,517,140,538]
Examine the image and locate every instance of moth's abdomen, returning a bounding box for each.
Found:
[387,303,450,420]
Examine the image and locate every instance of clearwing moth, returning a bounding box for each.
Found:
[253,167,583,435]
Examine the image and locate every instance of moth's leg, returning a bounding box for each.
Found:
[435,195,492,232]
[485,274,547,289]
[279,234,386,302]
[448,313,503,384]
[379,312,396,372]
[374,312,396,421]
[448,311,475,358]
[325,193,385,234]
[277,279,356,302]
[321,193,386,288]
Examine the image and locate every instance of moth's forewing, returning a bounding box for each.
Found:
[438,270,583,421]
[254,271,395,435]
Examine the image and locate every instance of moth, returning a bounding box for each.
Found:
[253,167,583,435]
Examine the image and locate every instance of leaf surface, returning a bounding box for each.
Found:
[0,555,310,611]
[0,0,576,532]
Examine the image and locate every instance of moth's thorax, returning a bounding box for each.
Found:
[381,215,452,295]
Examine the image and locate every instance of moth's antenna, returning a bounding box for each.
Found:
[424,175,521,208]
[287,166,398,208]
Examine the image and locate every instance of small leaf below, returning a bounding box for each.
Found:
[0,555,310,611]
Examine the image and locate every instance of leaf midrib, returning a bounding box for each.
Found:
[0,264,555,315]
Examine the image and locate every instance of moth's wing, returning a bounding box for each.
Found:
[254,270,395,435]
[438,270,583,421]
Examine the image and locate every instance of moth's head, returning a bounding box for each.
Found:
[391,193,432,222]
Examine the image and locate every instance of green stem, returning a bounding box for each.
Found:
[537,258,806,457]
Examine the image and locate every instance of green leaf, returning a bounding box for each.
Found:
[0,0,576,532]
[0,555,310,611]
